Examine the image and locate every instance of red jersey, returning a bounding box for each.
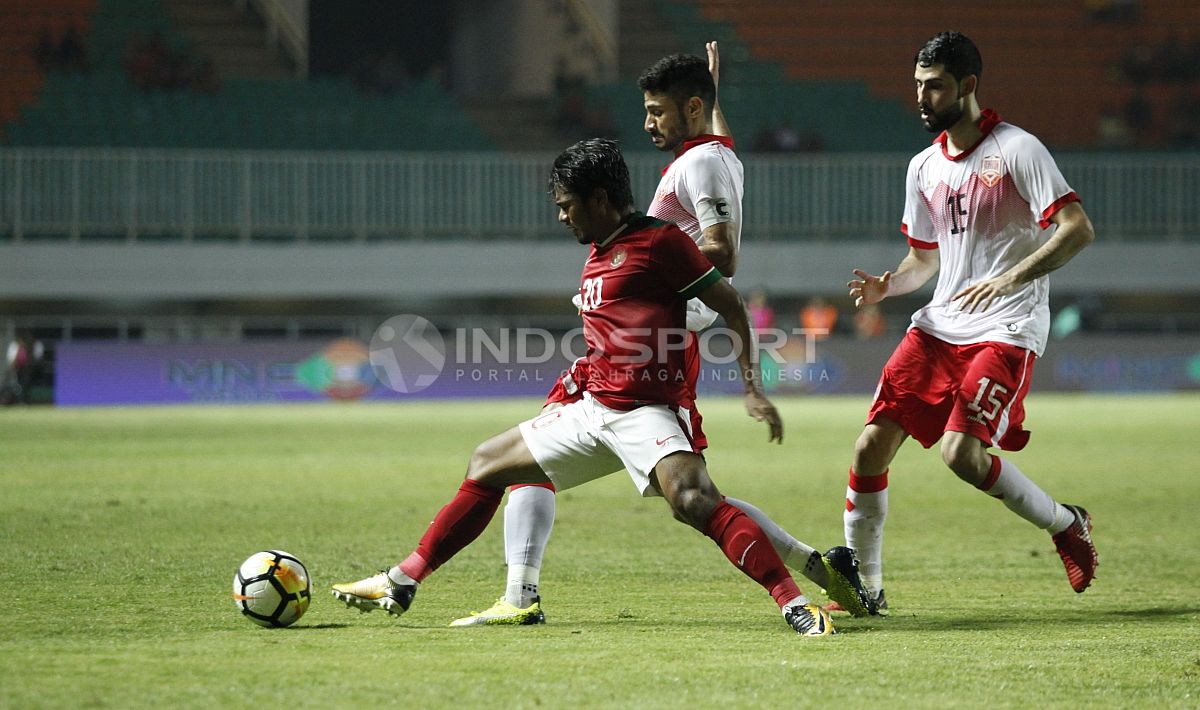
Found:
[578,213,721,410]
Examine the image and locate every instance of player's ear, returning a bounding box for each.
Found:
[686,96,704,121]
[959,74,978,98]
[588,188,609,212]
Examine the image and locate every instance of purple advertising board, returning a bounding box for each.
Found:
[54,334,1200,406]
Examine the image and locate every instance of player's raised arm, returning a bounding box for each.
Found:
[848,247,939,308]
[695,278,782,443]
[706,41,732,139]
[952,201,1095,313]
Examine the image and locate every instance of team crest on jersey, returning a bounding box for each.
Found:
[610,247,627,268]
[980,155,1004,188]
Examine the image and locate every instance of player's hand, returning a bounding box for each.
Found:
[952,274,1017,313]
[848,269,891,307]
[744,390,783,443]
[706,41,720,90]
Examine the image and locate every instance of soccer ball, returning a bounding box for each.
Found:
[232,550,311,628]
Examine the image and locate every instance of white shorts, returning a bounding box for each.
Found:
[518,393,699,497]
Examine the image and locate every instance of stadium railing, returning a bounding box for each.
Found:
[0,148,1197,242]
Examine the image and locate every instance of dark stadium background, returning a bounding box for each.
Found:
[2,0,1198,405]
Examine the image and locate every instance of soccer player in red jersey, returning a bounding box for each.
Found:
[485,45,873,627]
[831,32,1099,614]
[333,138,836,635]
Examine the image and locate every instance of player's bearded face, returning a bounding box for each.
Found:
[643,92,687,152]
[920,96,964,133]
[915,65,966,133]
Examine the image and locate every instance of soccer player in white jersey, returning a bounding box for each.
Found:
[453,47,875,627]
[831,32,1099,614]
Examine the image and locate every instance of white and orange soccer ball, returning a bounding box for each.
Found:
[232,550,311,628]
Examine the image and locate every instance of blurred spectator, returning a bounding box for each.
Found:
[748,288,775,332]
[1124,90,1152,139]
[353,50,411,94]
[1096,103,1133,147]
[35,28,55,70]
[1084,0,1139,23]
[2,335,31,405]
[58,25,89,72]
[192,58,220,95]
[124,31,210,92]
[853,303,887,340]
[800,297,838,340]
[1167,87,1200,147]
[34,25,90,73]
[1154,33,1191,83]
[753,122,824,152]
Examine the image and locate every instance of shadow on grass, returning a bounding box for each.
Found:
[290,623,353,630]
[877,605,1200,632]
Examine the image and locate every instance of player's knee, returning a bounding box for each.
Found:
[940,436,987,484]
[853,428,892,476]
[668,483,720,529]
[466,436,506,481]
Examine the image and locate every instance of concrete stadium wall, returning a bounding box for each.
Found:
[4,241,1199,300]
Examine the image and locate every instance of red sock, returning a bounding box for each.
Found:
[704,501,802,608]
[398,479,503,582]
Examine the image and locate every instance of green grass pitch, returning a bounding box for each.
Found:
[2,394,1198,708]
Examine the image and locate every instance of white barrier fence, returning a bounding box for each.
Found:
[1,148,1197,242]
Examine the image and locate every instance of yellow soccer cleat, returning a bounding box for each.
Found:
[783,601,835,636]
[449,597,546,627]
[331,570,416,617]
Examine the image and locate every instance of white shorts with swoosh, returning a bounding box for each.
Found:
[518,393,698,497]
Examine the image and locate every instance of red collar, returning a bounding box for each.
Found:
[934,109,1002,161]
[663,134,735,175]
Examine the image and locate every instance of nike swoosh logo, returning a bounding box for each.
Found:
[737,540,758,567]
[656,435,680,446]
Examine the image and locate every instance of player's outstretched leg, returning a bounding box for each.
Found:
[654,453,834,636]
[333,427,541,618]
[332,477,503,617]
[949,442,1099,593]
[724,496,876,617]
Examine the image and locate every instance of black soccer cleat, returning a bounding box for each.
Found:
[819,546,879,617]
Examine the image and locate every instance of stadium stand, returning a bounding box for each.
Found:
[0,0,491,150]
[690,0,1200,149]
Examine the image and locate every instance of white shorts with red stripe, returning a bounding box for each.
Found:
[518,393,699,497]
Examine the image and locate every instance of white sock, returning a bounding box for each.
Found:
[503,485,556,607]
[983,456,1072,533]
[725,497,825,587]
[505,564,540,609]
[781,594,812,611]
[844,469,888,594]
[386,567,417,587]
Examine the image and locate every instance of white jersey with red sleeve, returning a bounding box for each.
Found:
[901,110,1079,356]
[648,134,743,331]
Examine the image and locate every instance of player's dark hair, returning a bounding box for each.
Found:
[637,53,715,117]
[915,31,983,83]
[548,138,635,211]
